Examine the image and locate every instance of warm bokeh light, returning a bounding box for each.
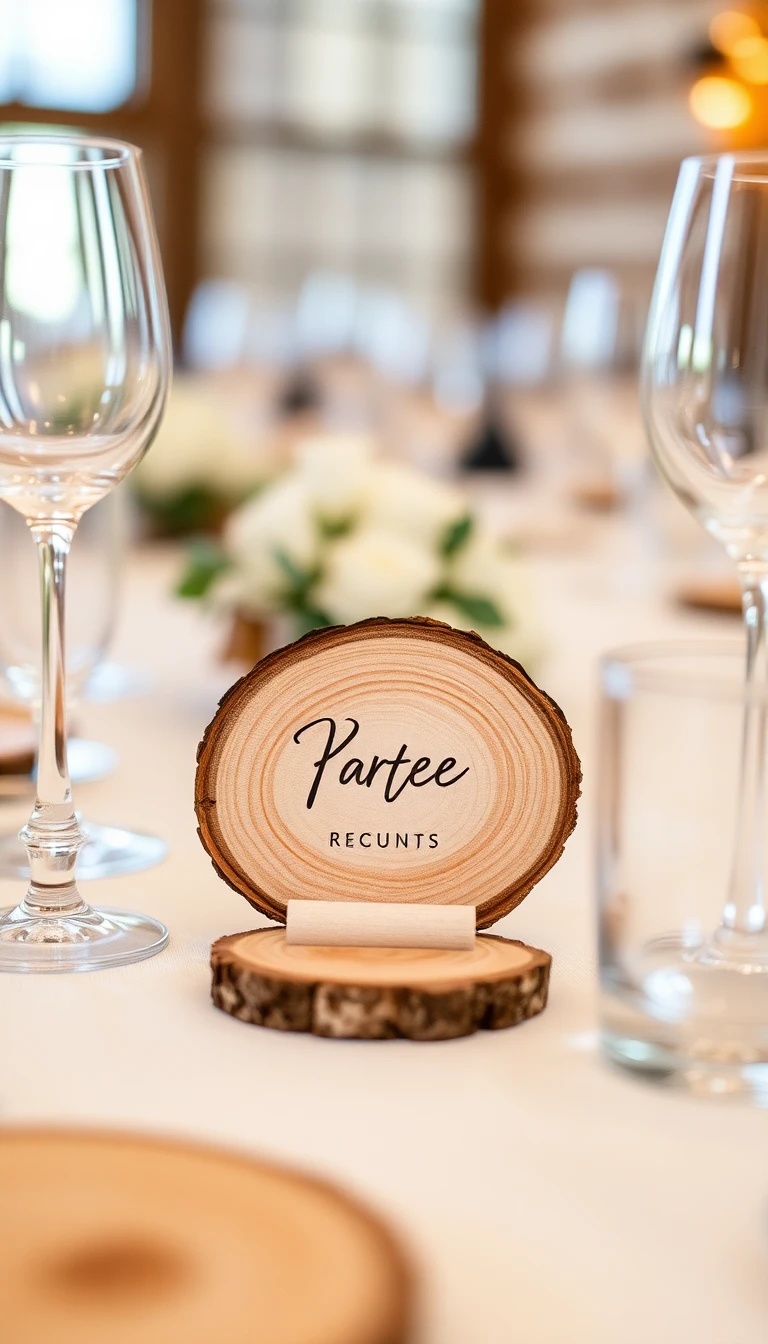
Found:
[709,9,762,55]
[689,74,753,128]
[731,33,768,82]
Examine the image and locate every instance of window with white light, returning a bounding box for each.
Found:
[203,0,479,320]
[0,0,139,114]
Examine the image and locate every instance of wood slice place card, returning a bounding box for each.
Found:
[197,617,581,1040]
[0,1128,411,1344]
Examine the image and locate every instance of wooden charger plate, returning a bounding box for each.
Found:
[0,1129,411,1344]
[197,618,580,1039]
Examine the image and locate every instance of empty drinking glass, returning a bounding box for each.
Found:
[598,641,768,1101]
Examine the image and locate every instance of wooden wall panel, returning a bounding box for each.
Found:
[477,0,715,309]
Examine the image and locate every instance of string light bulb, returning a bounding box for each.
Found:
[709,10,762,55]
[731,33,768,81]
[689,75,753,128]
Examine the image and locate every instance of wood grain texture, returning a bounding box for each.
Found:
[211,929,552,1040]
[0,1128,412,1344]
[196,617,581,928]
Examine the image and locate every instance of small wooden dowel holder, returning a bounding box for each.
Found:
[286,899,476,951]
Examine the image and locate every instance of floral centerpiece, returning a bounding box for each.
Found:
[134,377,282,535]
[178,435,541,667]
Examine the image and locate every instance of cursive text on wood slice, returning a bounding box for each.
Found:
[196,618,581,927]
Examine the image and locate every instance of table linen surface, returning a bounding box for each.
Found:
[1,500,765,1344]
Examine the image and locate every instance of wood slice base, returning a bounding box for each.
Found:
[0,1129,411,1344]
[212,929,551,1040]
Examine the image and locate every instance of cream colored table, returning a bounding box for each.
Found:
[0,523,765,1344]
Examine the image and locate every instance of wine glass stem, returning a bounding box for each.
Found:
[18,523,86,918]
[721,567,768,939]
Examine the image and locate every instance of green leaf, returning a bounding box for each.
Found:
[136,485,225,536]
[293,606,333,637]
[440,513,474,558]
[446,589,506,628]
[273,546,318,597]
[318,514,354,541]
[176,539,231,599]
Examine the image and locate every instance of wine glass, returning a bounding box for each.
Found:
[0,489,167,879]
[643,151,768,974]
[561,269,647,505]
[0,134,171,970]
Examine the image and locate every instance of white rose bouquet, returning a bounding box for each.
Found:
[178,435,541,667]
[134,376,281,535]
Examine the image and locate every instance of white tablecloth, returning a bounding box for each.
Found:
[1,510,765,1344]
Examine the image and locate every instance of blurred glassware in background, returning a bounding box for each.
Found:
[598,642,768,1102]
[178,269,485,484]
[560,268,648,506]
[432,320,485,418]
[182,279,252,372]
[488,300,556,390]
[456,303,562,475]
[643,150,768,978]
[355,287,473,478]
[296,271,359,365]
[0,490,166,881]
[293,272,370,430]
[355,286,432,389]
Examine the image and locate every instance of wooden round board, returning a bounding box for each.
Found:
[0,1129,411,1344]
[212,928,551,1040]
[196,617,580,927]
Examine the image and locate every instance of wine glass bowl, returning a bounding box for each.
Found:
[643,154,768,560]
[0,134,171,970]
[0,137,169,524]
[643,151,768,972]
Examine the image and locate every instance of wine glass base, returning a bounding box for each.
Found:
[0,903,168,973]
[0,821,167,881]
